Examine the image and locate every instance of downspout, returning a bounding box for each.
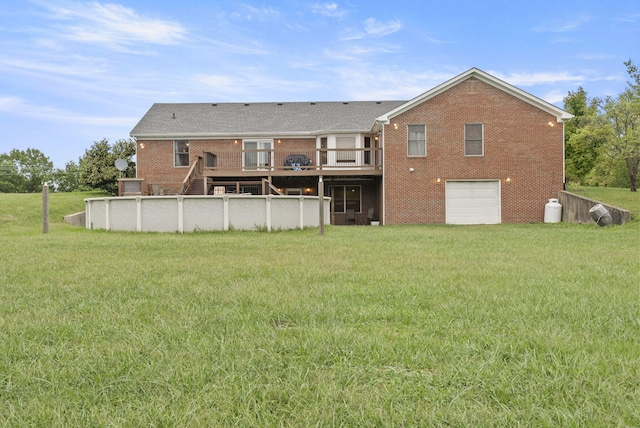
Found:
[133,137,139,178]
[562,120,566,190]
[378,120,386,225]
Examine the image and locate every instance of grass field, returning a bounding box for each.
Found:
[1,190,638,426]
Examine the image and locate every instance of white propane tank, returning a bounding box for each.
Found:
[544,198,562,223]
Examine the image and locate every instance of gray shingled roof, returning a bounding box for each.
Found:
[130,101,406,138]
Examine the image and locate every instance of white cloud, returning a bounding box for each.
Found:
[322,44,400,61]
[200,38,271,56]
[542,90,567,105]
[616,13,640,23]
[196,74,236,89]
[327,67,459,100]
[364,18,402,37]
[0,96,24,110]
[342,18,402,41]
[489,71,586,87]
[311,3,347,19]
[531,15,591,33]
[550,36,575,44]
[194,72,323,101]
[0,51,172,102]
[46,2,187,48]
[422,35,447,45]
[0,55,106,78]
[0,96,135,125]
[225,5,281,22]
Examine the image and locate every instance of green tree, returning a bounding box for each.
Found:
[0,148,54,193]
[564,60,640,191]
[52,161,82,192]
[78,138,136,195]
[0,156,22,192]
[563,87,605,183]
[600,60,640,191]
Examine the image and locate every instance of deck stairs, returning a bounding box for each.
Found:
[186,178,205,195]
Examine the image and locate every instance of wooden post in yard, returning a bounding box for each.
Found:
[318,176,324,235]
[42,182,49,234]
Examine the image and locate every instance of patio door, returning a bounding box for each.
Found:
[244,140,272,169]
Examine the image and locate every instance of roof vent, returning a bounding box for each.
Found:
[244,103,250,106]
[212,103,217,106]
[277,103,283,106]
[376,101,381,104]
[172,112,176,119]
[310,102,316,105]
[343,102,349,105]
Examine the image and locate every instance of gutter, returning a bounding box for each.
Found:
[131,129,374,140]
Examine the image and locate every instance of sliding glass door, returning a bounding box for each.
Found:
[244,140,272,169]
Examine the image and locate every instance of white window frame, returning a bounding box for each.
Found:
[464,123,484,156]
[243,139,273,169]
[336,136,357,163]
[317,134,361,166]
[285,188,302,195]
[407,124,426,157]
[174,140,190,167]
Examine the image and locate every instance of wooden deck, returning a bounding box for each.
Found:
[201,147,382,177]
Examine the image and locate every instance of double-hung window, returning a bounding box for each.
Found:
[408,125,426,157]
[465,123,483,156]
[174,140,190,167]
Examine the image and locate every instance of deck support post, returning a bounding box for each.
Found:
[318,176,324,235]
[136,197,142,232]
[223,195,230,231]
[42,183,49,234]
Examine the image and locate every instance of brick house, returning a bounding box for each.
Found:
[129,68,572,225]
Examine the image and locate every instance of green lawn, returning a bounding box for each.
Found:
[0,190,638,426]
[575,186,640,216]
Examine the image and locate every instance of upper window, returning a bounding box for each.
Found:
[336,136,356,163]
[174,140,190,167]
[408,125,426,157]
[320,137,328,165]
[465,123,483,156]
[243,140,272,168]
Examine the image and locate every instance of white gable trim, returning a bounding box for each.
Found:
[376,68,573,124]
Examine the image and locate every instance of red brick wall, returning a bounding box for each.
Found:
[383,77,565,224]
[136,139,184,188]
[137,137,317,183]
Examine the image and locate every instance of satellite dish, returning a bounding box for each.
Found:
[115,159,128,171]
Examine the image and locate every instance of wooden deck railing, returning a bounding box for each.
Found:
[262,179,283,195]
[202,147,382,176]
[145,146,380,197]
[208,180,283,196]
[179,155,202,194]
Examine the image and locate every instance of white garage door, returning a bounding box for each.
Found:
[446,181,501,224]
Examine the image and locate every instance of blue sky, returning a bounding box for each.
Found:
[1,0,638,168]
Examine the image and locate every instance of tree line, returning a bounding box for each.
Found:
[0,138,136,195]
[563,60,639,192]
[1,61,638,194]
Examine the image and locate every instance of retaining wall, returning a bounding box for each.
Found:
[63,211,86,227]
[558,190,631,225]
